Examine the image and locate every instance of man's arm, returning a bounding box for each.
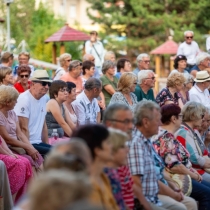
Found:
[41,120,48,144]
[18,116,29,139]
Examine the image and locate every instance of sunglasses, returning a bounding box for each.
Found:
[33,81,51,87]
[66,59,72,62]
[59,88,69,92]
[20,75,29,78]
[186,36,193,39]
[74,62,82,68]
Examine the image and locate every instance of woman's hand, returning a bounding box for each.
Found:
[25,146,39,160]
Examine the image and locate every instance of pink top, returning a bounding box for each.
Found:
[0,110,18,139]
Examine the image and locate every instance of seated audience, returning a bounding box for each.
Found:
[127,100,197,210]
[54,53,72,80]
[0,51,13,68]
[28,170,91,210]
[175,101,210,182]
[156,72,185,108]
[100,60,119,106]
[14,70,52,157]
[0,66,14,86]
[0,135,32,203]
[189,71,210,106]
[46,80,75,139]
[109,72,138,113]
[104,128,129,210]
[14,65,31,93]
[134,70,155,102]
[0,85,43,171]
[153,103,210,210]
[63,82,78,126]
[115,58,132,79]
[72,124,119,210]
[190,52,210,78]
[72,78,101,125]
[60,60,83,95]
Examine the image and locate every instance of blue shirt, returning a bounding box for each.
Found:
[133,67,140,76]
[115,72,122,79]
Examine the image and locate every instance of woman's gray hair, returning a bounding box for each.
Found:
[84,78,101,90]
[183,73,194,84]
[134,99,160,126]
[182,101,206,122]
[102,60,115,74]
[59,53,72,67]
[138,70,153,84]
[184,30,194,36]
[136,53,150,63]
[196,52,210,66]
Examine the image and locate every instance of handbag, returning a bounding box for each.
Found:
[164,168,192,196]
[9,146,26,155]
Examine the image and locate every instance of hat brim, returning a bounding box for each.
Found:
[194,77,210,83]
[30,77,52,83]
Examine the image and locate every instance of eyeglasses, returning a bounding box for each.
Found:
[20,75,29,78]
[33,81,51,87]
[142,60,150,63]
[108,119,134,125]
[186,36,193,39]
[178,114,183,118]
[59,88,69,92]
[145,77,155,80]
[66,59,72,62]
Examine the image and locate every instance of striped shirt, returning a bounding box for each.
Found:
[117,166,134,209]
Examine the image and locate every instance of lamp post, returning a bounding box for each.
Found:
[4,0,13,51]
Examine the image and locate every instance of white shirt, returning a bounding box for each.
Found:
[71,91,100,125]
[14,90,47,144]
[189,84,210,106]
[206,37,210,53]
[53,67,65,80]
[177,41,200,65]
[85,40,104,68]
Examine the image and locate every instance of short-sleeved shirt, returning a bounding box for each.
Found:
[134,85,155,102]
[14,81,31,93]
[104,167,127,210]
[127,128,161,205]
[0,110,18,139]
[60,73,83,95]
[14,90,47,144]
[100,75,119,106]
[117,166,134,210]
[109,92,138,113]
[156,87,180,107]
[71,91,100,125]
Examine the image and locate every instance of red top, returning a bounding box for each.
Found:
[14,81,31,93]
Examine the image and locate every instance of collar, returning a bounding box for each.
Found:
[194,84,204,93]
[81,91,91,105]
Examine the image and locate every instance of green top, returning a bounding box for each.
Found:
[134,85,155,102]
[100,75,119,106]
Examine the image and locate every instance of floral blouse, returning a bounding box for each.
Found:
[153,128,192,169]
[155,87,180,107]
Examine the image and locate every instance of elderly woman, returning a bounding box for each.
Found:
[156,72,185,108]
[0,85,43,172]
[100,61,119,106]
[153,103,210,210]
[46,80,75,140]
[109,72,138,112]
[14,65,31,93]
[175,101,210,182]
[0,67,14,86]
[54,53,72,80]
[63,82,78,126]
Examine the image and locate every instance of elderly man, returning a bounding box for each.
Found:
[134,70,155,101]
[14,70,52,157]
[127,100,197,210]
[177,31,200,72]
[85,31,104,75]
[133,53,150,75]
[115,58,132,79]
[72,78,101,125]
[190,52,210,77]
[189,70,210,106]
[60,60,83,95]
[0,51,13,67]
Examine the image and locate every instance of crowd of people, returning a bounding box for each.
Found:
[0,30,210,210]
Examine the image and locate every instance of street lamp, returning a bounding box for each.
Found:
[4,0,13,51]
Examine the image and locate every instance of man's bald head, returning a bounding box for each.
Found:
[82,54,95,63]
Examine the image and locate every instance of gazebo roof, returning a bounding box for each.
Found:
[150,38,178,55]
[45,24,90,43]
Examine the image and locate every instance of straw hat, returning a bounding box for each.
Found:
[30,70,52,82]
[194,70,210,83]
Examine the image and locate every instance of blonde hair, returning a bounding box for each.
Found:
[29,170,91,210]
[104,51,115,61]
[166,72,185,88]
[107,128,128,152]
[0,67,12,83]
[118,72,137,93]
[182,101,206,122]
[59,53,72,67]
[0,85,19,107]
